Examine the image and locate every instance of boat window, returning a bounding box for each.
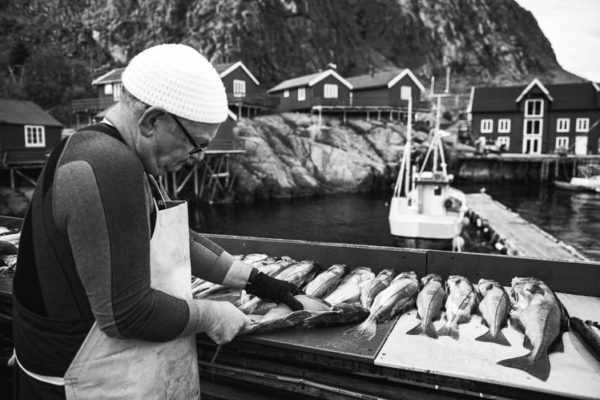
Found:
[434,186,442,196]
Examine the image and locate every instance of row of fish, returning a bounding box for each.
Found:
[192,254,569,381]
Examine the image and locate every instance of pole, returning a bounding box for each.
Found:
[405,97,412,195]
[445,66,450,93]
[433,95,441,173]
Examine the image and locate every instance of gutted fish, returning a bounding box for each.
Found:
[407,273,445,339]
[324,267,375,304]
[360,268,397,309]
[438,275,479,340]
[346,271,419,340]
[305,264,348,298]
[244,294,368,334]
[475,279,511,346]
[497,277,569,381]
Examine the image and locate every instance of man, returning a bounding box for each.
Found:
[12,44,302,399]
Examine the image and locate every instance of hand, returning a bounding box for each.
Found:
[198,300,252,345]
[245,269,304,311]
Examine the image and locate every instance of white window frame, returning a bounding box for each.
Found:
[524,99,543,117]
[497,136,510,149]
[283,90,289,98]
[233,79,246,97]
[298,87,306,101]
[480,119,493,133]
[555,136,569,150]
[556,118,569,133]
[113,83,122,101]
[323,84,338,99]
[576,118,589,133]
[524,119,543,135]
[24,125,46,148]
[400,85,412,100]
[498,119,511,133]
[104,84,112,95]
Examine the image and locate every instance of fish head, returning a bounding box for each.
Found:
[397,271,418,285]
[510,277,540,308]
[477,278,500,296]
[421,273,442,287]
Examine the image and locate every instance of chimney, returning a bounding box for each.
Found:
[327,62,337,71]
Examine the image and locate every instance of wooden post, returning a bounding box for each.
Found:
[10,168,15,189]
[377,110,381,121]
[194,164,199,198]
[366,111,370,122]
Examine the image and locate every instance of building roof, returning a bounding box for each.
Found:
[0,99,63,127]
[347,69,426,92]
[268,69,353,93]
[215,61,260,85]
[92,68,125,86]
[471,81,600,113]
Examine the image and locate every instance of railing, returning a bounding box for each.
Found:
[310,96,431,110]
[71,97,116,112]
[206,138,246,153]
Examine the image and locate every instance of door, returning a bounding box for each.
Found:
[575,136,588,155]
[522,118,542,154]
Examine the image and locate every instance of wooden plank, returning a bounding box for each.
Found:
[206,234,428,276]
[375,292,600,400]
[466,193,587,261]
[426,250,600,297]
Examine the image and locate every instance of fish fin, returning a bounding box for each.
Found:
[476,330,510,346]
[406,324,423,336]
[438,324,459,340]
[406,322,438,338]
[425,323,439,339]
[549,333,564,353]
[497,353,551,381]
[523,335,533,350]
[344,319,377,340]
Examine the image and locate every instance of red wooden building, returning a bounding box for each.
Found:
[346,69,429,120]
[468,79,600,155]
[214,61,278,118]
[268,68,353,112]
[0,99,63,187]
[0,99,63,166]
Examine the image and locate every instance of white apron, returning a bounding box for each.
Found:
[15,182,200,399]
[62,196,199,399]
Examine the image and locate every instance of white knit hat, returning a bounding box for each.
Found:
[122,44,227,123]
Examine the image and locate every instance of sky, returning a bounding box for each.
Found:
[515,0,600,82]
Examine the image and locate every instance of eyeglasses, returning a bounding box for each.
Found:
[170,113,208,155]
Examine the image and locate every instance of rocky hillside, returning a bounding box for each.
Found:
[0,0,583,124]
[229,113,470,201]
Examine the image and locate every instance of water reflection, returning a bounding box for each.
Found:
[189,184,600,262]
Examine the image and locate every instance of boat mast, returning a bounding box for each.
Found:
[433,95,441,173]
[405,96,412,196]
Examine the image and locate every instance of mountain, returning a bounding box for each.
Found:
[0,0,584,124]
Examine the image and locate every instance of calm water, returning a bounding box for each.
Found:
[190,183,600,262]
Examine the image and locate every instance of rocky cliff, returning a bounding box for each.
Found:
[0,0,583,121]
[229,113,463,201]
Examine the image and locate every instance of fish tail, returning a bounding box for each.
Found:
[475,329,510,346]
[344,318,377,340]
[407,322,438,339]
[497,353,551,381]
[438,324,459,340]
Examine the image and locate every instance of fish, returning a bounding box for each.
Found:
[437,275,479,340]
[475,278,511,346]
[497,277,569,381]
[346,271,419,340]
[406,273,445,339]
[244,294,368,334]
[304,264,348,298]
[360,268,397,309]
[238,260,318,314]
[324,267,375,304]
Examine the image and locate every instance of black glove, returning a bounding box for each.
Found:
[245,269,304,311]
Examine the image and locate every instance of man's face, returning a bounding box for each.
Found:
[142,111,220,176]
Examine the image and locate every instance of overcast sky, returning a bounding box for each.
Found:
[515,0,600,82]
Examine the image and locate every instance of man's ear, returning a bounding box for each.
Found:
[138,107,168,137]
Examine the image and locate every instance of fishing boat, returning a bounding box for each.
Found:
[388,96,467,250]
[554,164,600,193]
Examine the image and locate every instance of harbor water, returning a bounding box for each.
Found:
[190,183,600,262]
